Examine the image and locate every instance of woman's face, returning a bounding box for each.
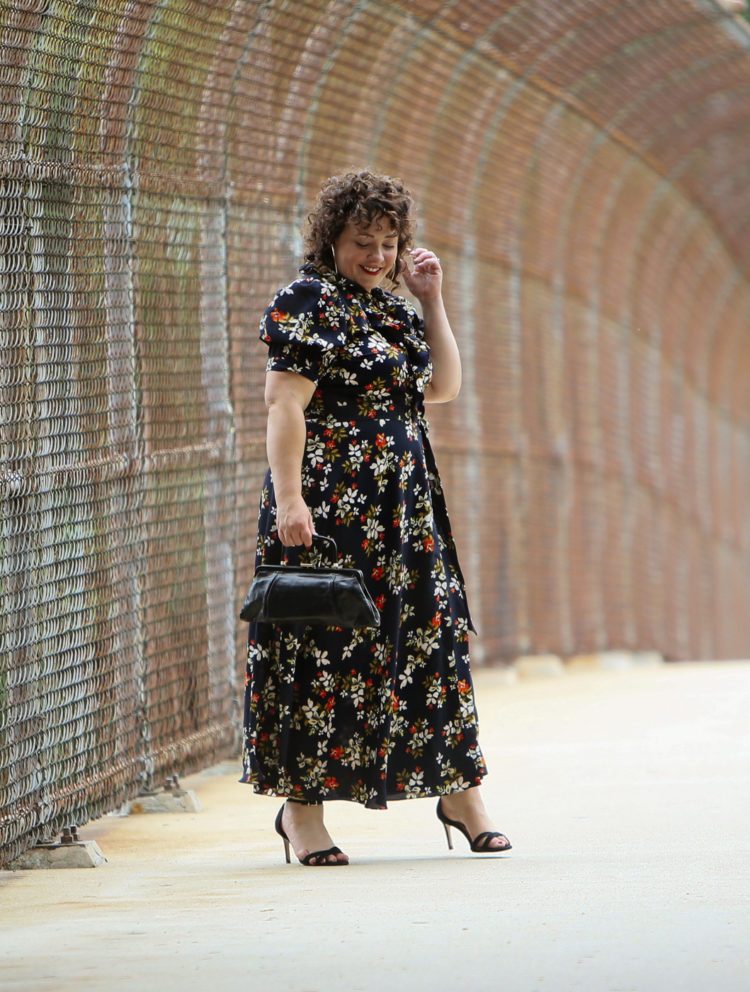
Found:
[333,216,399,290]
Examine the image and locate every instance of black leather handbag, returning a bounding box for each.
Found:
[239,534,380,629]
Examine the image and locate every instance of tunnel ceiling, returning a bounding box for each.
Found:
[6,0,749,415]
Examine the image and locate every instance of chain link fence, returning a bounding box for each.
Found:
[3,0,750,866]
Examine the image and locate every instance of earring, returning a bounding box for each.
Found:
[331,246,338,274]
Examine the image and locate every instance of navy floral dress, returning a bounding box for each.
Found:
[241,265,487,809]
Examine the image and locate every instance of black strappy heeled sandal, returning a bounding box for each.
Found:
[275,800,348,866]
[436,797,512,853]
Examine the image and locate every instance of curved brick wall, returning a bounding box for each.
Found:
[2,0,750,861]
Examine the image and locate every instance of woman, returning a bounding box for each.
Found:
[241,171,511,865]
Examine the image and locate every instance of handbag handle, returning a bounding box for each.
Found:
[282,533,338,565]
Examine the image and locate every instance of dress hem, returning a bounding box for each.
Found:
[238,770,488,810]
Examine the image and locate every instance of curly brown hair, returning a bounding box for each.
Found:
[303,171,415,286]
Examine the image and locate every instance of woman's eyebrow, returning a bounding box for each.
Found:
[356,224,398,236]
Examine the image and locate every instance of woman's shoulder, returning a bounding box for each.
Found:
[260,269,347,348]
[268,269,338,311]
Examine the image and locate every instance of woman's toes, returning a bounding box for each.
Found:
[491,834,511,851]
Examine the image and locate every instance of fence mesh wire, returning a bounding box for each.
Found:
[2,0,750,866]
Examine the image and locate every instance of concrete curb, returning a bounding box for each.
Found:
[8,840,107,870]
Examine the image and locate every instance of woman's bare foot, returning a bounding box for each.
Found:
[439,787,511,851]
[281,802,349,865]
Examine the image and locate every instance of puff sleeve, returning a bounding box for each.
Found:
[259,275,348,385]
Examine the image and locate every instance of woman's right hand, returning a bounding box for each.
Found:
[276,495,315,548]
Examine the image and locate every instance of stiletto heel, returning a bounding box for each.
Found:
[274,805,292,863]
[442,819,454,851]
[274,800,348,866]
[436,797,512,854]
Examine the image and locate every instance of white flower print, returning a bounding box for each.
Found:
[425,678,444,708]
[399,455,416,481]
[347,676,366,708]
[308,438,326,467]
[347,441,365,470]
[341,628,369,660]
[433,573,448,600]
[310,647,331,667]
[410,721,435,752]
[364,516,385,541]
[407,769,424,790]
[333,485,365,521]
[372,642,390,668]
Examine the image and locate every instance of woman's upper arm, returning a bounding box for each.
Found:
[264,369,317,411]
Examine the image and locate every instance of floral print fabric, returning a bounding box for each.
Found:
[241,266,487,808]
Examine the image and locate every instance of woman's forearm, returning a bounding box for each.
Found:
[422,296,462,403]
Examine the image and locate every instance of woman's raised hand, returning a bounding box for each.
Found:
[402,248,443,302]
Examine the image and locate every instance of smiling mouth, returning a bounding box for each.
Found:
[361,265,382,275]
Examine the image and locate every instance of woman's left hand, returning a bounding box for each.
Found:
[402,248,443,302]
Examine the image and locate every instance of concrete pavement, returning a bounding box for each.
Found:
[2,661,750,992]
